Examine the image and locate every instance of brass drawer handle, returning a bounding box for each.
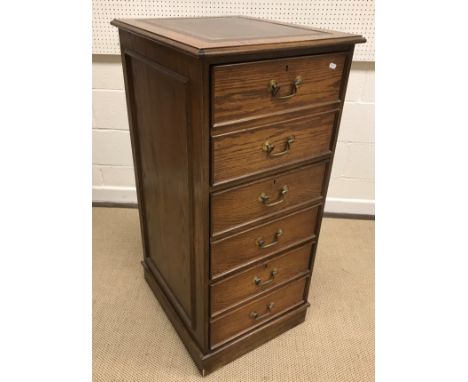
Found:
[249,302,275,320]
[262,136,295,157]
[258,185,288,207]
[256,229,283,249]
[253,268,278,287]
[269,76,303,99]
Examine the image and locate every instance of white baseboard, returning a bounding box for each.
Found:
[92,186,137,204]
[92,186,374,216]
[324,197,375,215]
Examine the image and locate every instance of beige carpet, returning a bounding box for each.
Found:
[93,207,374,381]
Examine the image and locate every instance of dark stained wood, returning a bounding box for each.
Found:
[142,263,206,371]
[211,101,340,137]
[212,52,346,127]
[211,205,320,278]
[210,277,308,348]
[211,244,311,317]
[117,30,211,352]
[112,15,364,376]
[211,162,327,236]
[202,303,309,375]
[212,110,337,185]
[126,51,192,321]
[144,259,309,376]
[111,16,366,57]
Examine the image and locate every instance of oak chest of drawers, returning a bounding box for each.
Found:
[112,16,365,375]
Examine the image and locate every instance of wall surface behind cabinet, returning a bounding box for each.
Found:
[93,0,374,61]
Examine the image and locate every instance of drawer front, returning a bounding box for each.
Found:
[211,244,311,316]
[210,277,307,348]
[212,53,346,127]
[211,205,319,278]
[211,162,327,236]
[212,111,336,185]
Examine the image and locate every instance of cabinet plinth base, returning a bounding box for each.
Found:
[143,262,309,376]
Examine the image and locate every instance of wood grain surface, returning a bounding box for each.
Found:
[210,277,307,348]
[125,53,193,321]
[211,244,311,316]
[212,111,337,184]
[111,16,366,57]
[118,32,212,352]
[211,205,320,278]
[211,162,327,236]
[212,52,346,126]
[113,15,364,376]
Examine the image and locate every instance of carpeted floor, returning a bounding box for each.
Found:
[93,207,374,382]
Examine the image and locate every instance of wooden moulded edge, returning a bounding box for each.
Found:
[111,18,366,58]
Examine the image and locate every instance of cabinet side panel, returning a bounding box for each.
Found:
[118,30,210,352]
[125,52,193,323]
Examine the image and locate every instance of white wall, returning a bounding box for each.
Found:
[92,55,374,214]
[328,61,375,214]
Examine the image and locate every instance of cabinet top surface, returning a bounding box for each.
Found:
[111,16,365,56]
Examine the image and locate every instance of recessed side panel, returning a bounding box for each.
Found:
[126,52,193,324]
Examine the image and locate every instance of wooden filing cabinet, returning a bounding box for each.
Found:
[111,16,365,375]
